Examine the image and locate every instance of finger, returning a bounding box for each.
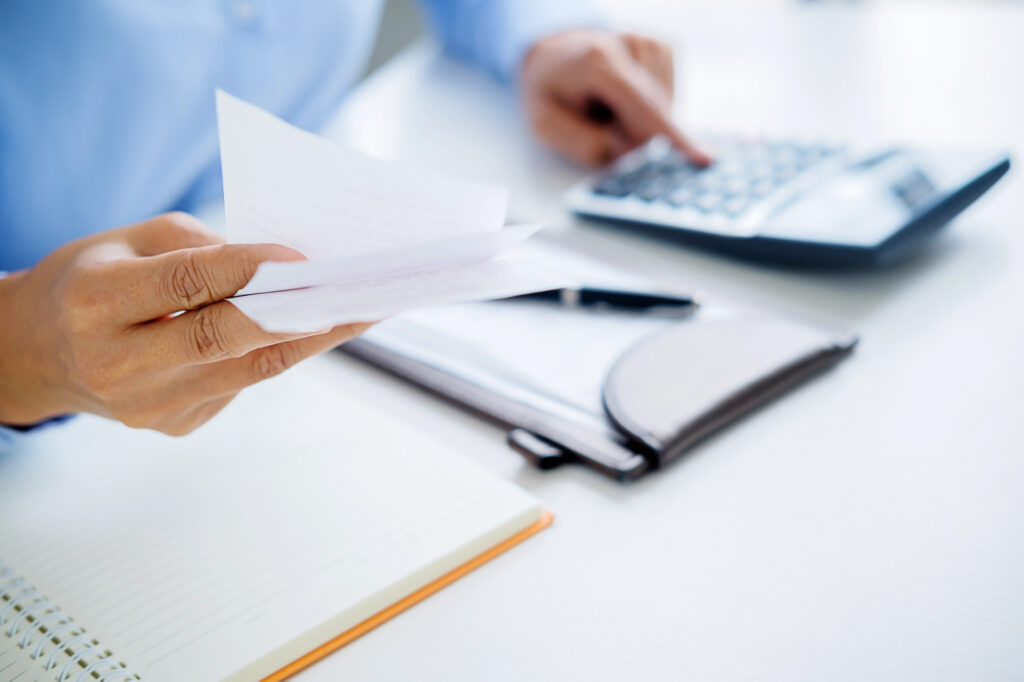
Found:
[624,35,675,97]
[586,60,711,166]
[600,69,707,164]
[119,212,226,256]
[530,98,631,166]
[148,321,366,431]
[194,322,373,397]
[137,298,324,367]
[656,45,676,99]
[99,241,305,321]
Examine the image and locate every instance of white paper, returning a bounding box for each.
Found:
[216,90,564,332]
[237,223,541,296]
[231,260,565,332]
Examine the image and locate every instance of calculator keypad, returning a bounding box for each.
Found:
[593,140,842,220]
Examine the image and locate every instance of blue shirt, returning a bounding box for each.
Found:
[0,0,600,272]
[0,0,601,447]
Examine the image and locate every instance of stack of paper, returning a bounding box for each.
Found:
[216,90,563,333]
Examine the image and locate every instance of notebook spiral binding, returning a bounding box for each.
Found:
[0,562,141,682]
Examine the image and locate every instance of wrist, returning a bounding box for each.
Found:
[0,270,68,425]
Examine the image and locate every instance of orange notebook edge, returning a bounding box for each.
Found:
[262,510,554,682]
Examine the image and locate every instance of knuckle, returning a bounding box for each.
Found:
[253,344,294,381]
[161,210,195,226]
[160,211,214,241]
[189,307,230,361]
[583,44,610,67]
[167,252,209,308]
[160,211,201,233]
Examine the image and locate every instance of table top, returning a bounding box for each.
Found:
[289,3,1024,680]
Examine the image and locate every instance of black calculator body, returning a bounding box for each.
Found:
[566,136,1010,267]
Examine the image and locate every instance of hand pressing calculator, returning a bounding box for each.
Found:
[565,136,1010,266]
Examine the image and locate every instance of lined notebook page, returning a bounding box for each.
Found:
[0,638,43,682]
[0,362,542,682]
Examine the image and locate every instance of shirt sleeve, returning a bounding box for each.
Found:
[0,415,74,452]
[0,425,19,451]
[417,0,607,83]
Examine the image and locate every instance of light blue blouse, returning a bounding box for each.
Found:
[0,0,600,272]
[0,0,600,446]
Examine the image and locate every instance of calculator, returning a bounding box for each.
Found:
[565,136,1010,266]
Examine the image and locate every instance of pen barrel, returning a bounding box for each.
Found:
[577,288,695,310]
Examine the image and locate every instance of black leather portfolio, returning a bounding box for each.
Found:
[342,292,857,480]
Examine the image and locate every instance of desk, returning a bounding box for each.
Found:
[284,3,1024,680]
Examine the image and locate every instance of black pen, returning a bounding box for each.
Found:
[506,286,700,314]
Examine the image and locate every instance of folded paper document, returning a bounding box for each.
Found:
[216,90,563,332]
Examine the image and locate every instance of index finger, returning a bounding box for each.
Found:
[105,242,305,321]
[136,298,324,367]
[588,63,711,166]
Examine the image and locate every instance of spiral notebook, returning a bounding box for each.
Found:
[0,366,550,682]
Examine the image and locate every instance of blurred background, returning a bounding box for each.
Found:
[365,0,1024,78]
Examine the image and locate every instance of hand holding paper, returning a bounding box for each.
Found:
[217,91,564,333]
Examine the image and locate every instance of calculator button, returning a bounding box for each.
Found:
[594,177,633,197]
[666,186,697,206]
[746,161,775,179]
[667,166,698,184]
[635,161,668,180]
[697,172,727,191]
[750,178,776,196]
[712,158,745,174]
[773,163,799,183]
[721,196,750,216]
[586,137,846,214]
[722,175,749,195]
[694,192,724,213]
[635,176,672,201]
[795,145,825,164]
[771,146,799,165]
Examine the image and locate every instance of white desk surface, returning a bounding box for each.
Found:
[292,3,1024,680]
[32,3,1021,681]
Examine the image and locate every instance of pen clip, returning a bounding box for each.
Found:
[506,427,650,480]
[507,428,572,470]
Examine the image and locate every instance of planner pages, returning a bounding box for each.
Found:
[0,365,548,681]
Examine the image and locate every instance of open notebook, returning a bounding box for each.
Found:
[0,364,550,681]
